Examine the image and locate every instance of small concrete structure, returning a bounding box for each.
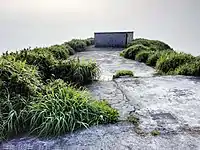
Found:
[94,31,134,48]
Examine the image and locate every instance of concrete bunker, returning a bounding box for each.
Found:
[94,31,134,48]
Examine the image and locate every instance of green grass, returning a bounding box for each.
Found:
[113,70,134,79]
[135,50,153,63]
[0,57,42,97]
[27,80,118,137]
[146,51,170,66]
[120,44,148,59]
[127,38,172,51]
[174,60,200,76]
[67,39,87,52]
[50,58,100,85]
[0,37,119,141]
[150,130,160,136]
[156,52,195,74]
[127,115,139,126]
[121,38,200,76]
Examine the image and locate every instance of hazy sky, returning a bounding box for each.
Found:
[0,0,200,55]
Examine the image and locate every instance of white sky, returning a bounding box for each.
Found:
[0,0,200,55]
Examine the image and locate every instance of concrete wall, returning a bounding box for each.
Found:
[95,33,126,47]
[127,32,133,44]
[95,32,133,47]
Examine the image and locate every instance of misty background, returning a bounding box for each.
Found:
[0,0,199,55]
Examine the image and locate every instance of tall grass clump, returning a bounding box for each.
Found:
[62,43,75,55]
[67,39,87,52]
[174,60,200,76]
[48,45,70,60]
[156,52,195,74]
[14,51,57,81]
[0,37,120,141]
[51,59,100,85]
[146,51,164,66]
[127,38,172,51]
[0,57,42,97]
[28,80,118,137]
[135,50,153,63]
[121,38,173,61]
[0,57,42,139]
[120,45,148,59]
[121,38,200,76]
[84,38,94,46]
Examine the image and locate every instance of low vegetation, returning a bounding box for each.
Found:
[150,130,160,136]
[127,115,140,126]
[0,38,118,141]
[51,59,100,85]
[28,80,118,137]
[135,50,153,63]
[121,38,200,76]
[156,52,195,74]
[113,70,134,79]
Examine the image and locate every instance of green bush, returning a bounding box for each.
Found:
[0,57,42,97]
[113,70,134,79]
[0,58,42,139]
[146,51,171,67]
[128,38,172,51]
[121,45,148,60]
[174,60,200,76]
[135,50,153,63]
[62,43,75,55]
[28,80,118,137]
[67,39,87,52]
[156,52,195,74]
[48,45,69,60]
[15,51,57,81]
[84,38,94,46]
[0,93,29,139]
[50,59,100,85]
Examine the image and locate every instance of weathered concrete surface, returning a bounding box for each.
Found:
[75,49,155,80]
[88,76,200,134]
[2,49,200,150]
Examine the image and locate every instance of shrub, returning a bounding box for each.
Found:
[84,38,94,46]
[0,57,42,97]
[128,38,172,51]
[50,59,100,85]
[156,52,195,74]
[121,45,148,60]
[135,50,153,63]
[62,43,75,55]
[146,51,171,67]
[15,51,57,81]
[0,93,29,139]
[0,58,42,139]
[113,70,134,79]
[48,45,69,60]
[174,60,200,76]
[28,80,119,137]
[67,39,87,52]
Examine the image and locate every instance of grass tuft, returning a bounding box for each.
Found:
[150,130,160,136]
[113,70,134,79]
[28,80,119,137]
[127,115,139,126]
